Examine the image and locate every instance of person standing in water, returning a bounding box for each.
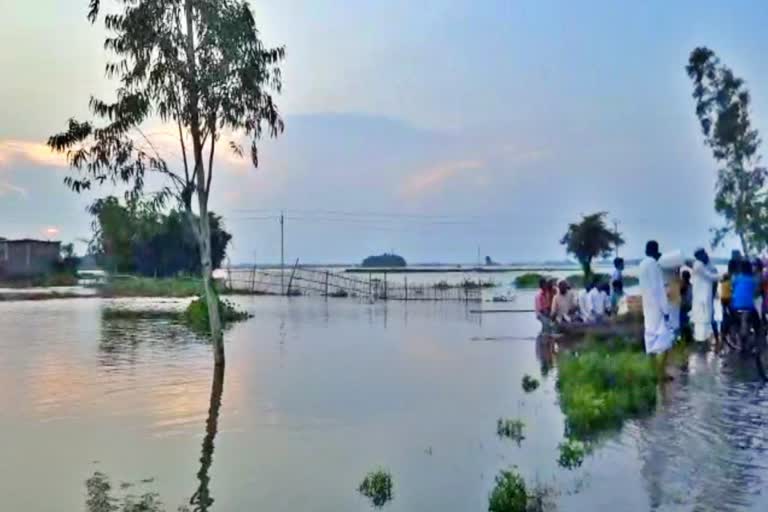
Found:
[691,248,720,344]
[612,257,625,291]
[638,241,674,380]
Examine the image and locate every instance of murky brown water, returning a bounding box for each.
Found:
[1,294,767,511]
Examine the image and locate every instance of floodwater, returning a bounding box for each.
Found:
[1,293,767,511]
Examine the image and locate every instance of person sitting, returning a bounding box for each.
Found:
[535,277,555,328]
[598,282,612,317]
[732,259,761,335]
[551,280,577,323]
[577,282,595,323]
[587,278,607,322]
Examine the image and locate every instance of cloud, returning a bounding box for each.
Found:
[0,181,28,198]
[0,140,68,168]
[400,159,484,199]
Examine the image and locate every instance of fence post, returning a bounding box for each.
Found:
[227,265,233,290]
[325,271,329,298]
[251,266,256,293]
[384,272,388,300]
[404,275,408,301]
[369,273,372,299]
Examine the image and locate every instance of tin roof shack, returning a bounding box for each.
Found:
[0,239,61,279]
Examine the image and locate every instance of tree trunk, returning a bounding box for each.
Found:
[739,230,750,258]
[581,259,592,283]
[184,0,224,366]
[198,204,224,366]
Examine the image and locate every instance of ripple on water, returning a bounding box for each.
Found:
[619,350,768,511]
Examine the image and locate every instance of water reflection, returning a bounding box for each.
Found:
[188,364,224,512]
[633,351,768,511]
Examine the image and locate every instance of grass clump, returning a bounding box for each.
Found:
[488,469,527,512]
[557,338,657,439]
[184,296,251,332]
[521,375,540,393]
[557,439,586,470]
[488,469,556,512]
[497,418,526,445]
[358,469,393,508]
[514,273,551,289]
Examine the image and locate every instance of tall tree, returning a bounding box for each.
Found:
[686,47,767,255]
[560,212,624,280]
[48,0,285,366]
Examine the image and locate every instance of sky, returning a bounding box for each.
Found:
[2,0,768,264]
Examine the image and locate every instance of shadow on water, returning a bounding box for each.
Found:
[85,323,225,512]
[188,363,224,512]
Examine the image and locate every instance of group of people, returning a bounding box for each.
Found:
[640,240,768,377]
[535,258,626,328]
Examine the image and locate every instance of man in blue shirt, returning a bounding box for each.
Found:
[732,259,761,335]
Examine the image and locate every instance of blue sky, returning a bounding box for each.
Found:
[2,1,768,263]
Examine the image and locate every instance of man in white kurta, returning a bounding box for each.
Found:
[691,248,719,343]
[639,241,674,354]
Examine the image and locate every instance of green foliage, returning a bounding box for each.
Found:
[557,339,657,439]
[362,253,407,268]
[686,47,767,253]
[521,375,540,393]
[560,213,623,279]
[514,273,550,289]
[184,296,251,333]
[557,439,586,470]
[488,469,527,512]
[358,469,393,508]
[497,418,526,445]
[86,196,232,276]
[100,277,204,298]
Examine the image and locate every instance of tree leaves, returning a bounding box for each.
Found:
[686,47,766,254]
[560,212,623,277]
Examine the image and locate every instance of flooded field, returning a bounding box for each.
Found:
[1,294,767,511]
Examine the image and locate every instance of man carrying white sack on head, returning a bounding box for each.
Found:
[659,249,685,335]
[639,240,674,381]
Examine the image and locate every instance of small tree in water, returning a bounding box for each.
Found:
[686,47,767,255]
[48,0,284,366]
[560,212,623,281]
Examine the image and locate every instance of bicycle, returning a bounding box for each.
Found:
[724,309,768,381]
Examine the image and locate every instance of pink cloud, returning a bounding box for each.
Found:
[0,140,68,168]
[400,159,484,199]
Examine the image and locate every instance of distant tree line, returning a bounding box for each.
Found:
[88,196,232,276]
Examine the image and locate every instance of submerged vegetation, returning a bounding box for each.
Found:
[515,272,637,289]
[557,338,657,439]
[358,469,393,508]
[521,375,540,393]
[557,439,586,470]
[488,469,528,512]
[497,418,526,445]
[184,296,252,332]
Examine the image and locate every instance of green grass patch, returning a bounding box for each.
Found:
[513,273,551,289]
[521,374,540,393]
[497,418,526,445]
[565,273,638,288]
[184,296,252,333]
[358,469,393,508]
[99,276,204,297]
[556,338,657,439]
[101,308,181,321]
[0,273,79,288]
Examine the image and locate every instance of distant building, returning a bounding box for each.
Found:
[0,238,61,279]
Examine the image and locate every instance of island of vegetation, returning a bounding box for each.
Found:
[361,253,407,268]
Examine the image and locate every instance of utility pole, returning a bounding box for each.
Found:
[280,210,285,295]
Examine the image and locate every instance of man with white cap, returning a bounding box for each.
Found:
[639,240,674,379]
